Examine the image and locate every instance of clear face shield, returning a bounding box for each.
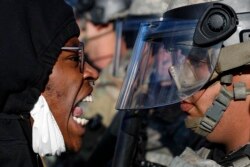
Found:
[112,16,163,77]
[116,19,222,110]
[116,2,239,110]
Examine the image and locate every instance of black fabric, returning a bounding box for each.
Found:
[0,113,42,167]
[0,0,79,114]
[18,114,44,167]
[0,0,79,166]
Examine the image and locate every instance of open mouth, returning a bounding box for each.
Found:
[72,95,93,126]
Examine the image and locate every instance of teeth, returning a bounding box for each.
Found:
[82,95,93,102]
[73,116,89,126]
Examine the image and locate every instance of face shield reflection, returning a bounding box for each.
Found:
[169,46,217,99]
[116,20,222,110]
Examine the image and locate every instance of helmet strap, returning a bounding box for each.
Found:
[198,85,233,136]
[185,84,233,136]
[186,74,250,136]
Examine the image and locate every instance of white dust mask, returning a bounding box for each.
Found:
[30,95,65,157]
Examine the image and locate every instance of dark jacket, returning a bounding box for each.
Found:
[0,0,79,166]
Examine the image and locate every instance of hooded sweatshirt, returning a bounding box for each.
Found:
[0,0,79,166]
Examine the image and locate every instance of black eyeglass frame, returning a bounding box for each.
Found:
[61,42,85,73]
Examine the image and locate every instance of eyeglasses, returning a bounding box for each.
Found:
[61,42,85,73]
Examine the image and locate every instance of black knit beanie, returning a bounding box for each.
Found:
[0,0,80,114]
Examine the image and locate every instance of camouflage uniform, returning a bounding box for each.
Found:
[168,147,221,167]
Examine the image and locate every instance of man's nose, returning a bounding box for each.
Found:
[83,63,99,81]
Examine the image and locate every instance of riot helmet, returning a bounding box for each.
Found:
[74,0,131,24]
[116,0,250,110]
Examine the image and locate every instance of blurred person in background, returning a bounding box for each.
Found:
[75,0,132,128]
